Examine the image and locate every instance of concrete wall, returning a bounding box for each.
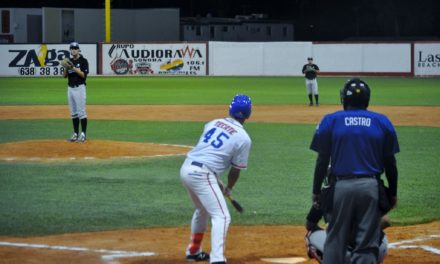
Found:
[0,8,42,43]
[75,9,105,42]
[133,9,179,41]
[5,8,179,44]
[312,43,412,74]
[209,42,312,76]
[42,7,61,43]
[76,8,180,42]
[182,22,294,42]
[208,42,412,76]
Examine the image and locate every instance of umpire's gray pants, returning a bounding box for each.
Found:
[323,177,380,264]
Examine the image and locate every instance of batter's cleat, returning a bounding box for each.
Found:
[77,132,86,143]
[211,262,226,264]
[316,103,319,106]
[309,103,313,106]
[186,251,209,262]
[68,133,78,142]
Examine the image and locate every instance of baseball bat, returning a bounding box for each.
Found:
[226,195,244,213]
[217,178,244,213]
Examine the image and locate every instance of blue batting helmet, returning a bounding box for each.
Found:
[229,94,252,119]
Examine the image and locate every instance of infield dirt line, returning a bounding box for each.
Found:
[1,105,439,126]
[388,234,440,255]
[0,241,156,264]
[0,140,192,162]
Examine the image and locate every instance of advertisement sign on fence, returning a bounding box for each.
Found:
[414,43,440,76]
[0,44,97,77]
[101,43,207,76]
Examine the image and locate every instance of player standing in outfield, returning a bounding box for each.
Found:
[302,57,320,106]
[180,95,252,264]
[310,78,399,264]
[63,42,89,142]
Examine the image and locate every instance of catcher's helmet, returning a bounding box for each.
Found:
[229,94,252,120]
[340,78,370,110]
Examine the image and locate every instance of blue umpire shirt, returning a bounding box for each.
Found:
[310,109,400,176]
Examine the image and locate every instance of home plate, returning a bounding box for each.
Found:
[261,257,307,263]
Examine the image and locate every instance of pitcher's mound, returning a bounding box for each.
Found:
[0,140,191,161]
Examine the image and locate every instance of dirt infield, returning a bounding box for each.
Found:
[0,104,439,263]
[1,105,440,126]
[0,140,190,161]
[0,222,439,264]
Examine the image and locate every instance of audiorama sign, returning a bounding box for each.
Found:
[0,44,97,77]
[101,43,207,76]
[414,43,440,76]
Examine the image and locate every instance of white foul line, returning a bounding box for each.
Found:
[0,241,156,264]
[388,234,440,255]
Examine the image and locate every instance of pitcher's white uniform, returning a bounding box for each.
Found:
[181,117,251,263]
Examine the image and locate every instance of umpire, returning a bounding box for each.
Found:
[310,78,399,264]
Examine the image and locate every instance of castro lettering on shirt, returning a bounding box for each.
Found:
[344,117,371,127]
[215,121,238,135]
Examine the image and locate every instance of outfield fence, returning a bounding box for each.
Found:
[0,41,438,77]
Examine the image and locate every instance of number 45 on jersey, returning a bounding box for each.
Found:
[203,128,230,149]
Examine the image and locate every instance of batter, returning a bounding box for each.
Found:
[180,95,252,263]
[63,42,89,142]
[305,205,390,263]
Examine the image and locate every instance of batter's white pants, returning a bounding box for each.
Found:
[180,158,231,263]
[68,84,87,119]
[306,78,319,95]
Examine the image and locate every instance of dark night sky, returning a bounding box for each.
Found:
[1,0,439,41]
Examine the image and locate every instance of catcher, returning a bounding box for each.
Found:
[305,206,390,264]
[62,42,89,142]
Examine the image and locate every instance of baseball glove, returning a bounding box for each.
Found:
[60,58,74,70]
[306,65,315,72]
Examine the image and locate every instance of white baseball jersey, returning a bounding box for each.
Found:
[187,117,251,176]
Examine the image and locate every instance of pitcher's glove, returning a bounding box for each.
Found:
[61,58,74,70]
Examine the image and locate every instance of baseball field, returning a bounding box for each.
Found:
[0,76,439,263]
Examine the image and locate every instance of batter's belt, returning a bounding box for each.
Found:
[190,161,218,176]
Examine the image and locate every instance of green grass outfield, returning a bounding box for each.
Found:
[1,76,440,106]
[0,76,439,236]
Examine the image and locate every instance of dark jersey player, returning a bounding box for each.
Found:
[302,57,320,106]
[64,42,89,142]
